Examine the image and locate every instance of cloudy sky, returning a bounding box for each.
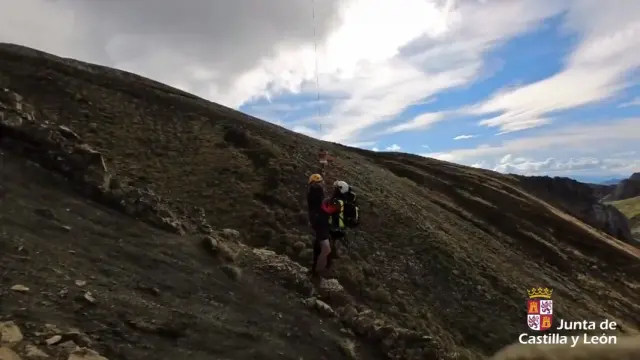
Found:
[2,0,639,182]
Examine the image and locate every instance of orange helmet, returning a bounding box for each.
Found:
[308,173,323,184]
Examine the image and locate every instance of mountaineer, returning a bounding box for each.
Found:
[310,180,359,278]
[307,173,325,227]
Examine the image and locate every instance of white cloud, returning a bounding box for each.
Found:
[246,100,327,114]
[0,0,346,108]
[450,149,640,178]
[492,156,640,177]
[612,151,637,157]
[347,141,376,148]
[423,117,640,164]
[3,0,638,151]
[385,144,401,151]
[453,134,477,140]
[493,118,553,135]
[421,144,434,152]
[469,2,640,133]
[499,154,513,164]
[619,97,640,108]
[312,0,566,143]
[291,125,318,137]
[386,112,447,134]
[433,149,640,178]
[372,147,379,152]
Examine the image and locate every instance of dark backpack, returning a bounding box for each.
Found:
[341,190,360,228]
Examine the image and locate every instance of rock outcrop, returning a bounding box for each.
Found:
[515,175,635,244]
[0,88,211,236]
[0,321,108,360]
[247,248,446,360]
[608,173,640,201]
[590,203,634,242]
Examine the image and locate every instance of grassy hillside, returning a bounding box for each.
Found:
[1,43,640,359]
[609,196,640,219]
[609,196,640,232]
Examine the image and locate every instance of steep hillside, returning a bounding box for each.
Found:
[514,175,634,244]
[609,196,640,237]
[607,173,640,202]
[590,182,618,200]
[2,43,640,359]
[0,151,375,360]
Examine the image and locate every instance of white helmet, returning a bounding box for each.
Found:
[333,180,350,194]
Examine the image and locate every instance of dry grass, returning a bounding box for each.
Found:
[609,196,640,230]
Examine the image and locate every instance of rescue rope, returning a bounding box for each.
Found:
[311,0,328,182]
[311,0,320,115]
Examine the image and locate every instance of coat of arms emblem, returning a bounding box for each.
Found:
[527,287,553,331]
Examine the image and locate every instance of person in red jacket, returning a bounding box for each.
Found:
[310,180,352,278]
[311,198,341,278]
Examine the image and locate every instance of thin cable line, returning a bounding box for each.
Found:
[311,0,320,122]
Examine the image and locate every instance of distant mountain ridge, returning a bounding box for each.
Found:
[599,178,625,185]
[567,175,626,185]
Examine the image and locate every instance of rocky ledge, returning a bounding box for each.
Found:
[0,88,211,236]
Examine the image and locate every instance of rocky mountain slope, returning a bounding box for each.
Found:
[606,173,640,202]
[514,175,635,245]
[1,149,375,360]
[609,196,640,237]
[2,43,640,359]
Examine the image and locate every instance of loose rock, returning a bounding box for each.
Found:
[45,335,62,345]
[82,292,96,304]
[67,347,108,360]
[24,344,49,358]
[0,322,23,345]
[9,285,29,293]
[0,347,21,360]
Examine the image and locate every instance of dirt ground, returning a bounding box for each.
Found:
[0,151,380,360]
